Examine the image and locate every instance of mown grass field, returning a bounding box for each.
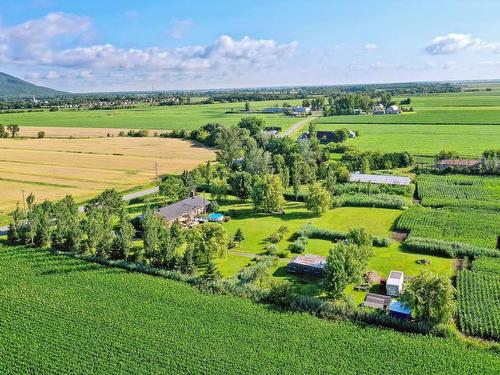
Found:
[316,91,500,155]
[0,243,498,374]
[0,137,214,223]
[0,100,301,131]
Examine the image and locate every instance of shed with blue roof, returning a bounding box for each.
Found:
[388,300,412,320]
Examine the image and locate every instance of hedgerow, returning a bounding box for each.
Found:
[296,224,390,248]
[332,193,407,209]
[403,237,500,258]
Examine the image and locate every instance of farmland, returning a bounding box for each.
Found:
[457,269,500,341]
[316,91,500,155]
[1,243,499,374]
[0,136,214,223]
[417,174,500,210]
[396,206,500,249]
[0,100,301,131]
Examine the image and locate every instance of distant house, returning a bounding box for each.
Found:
[385,105,401,114]
[362,293,393,310]
[287,254,326,276]
[155,195,210,224]
[372,103,385,115]
[263,126,281,136]
[388,300,412,320]
[353,108,364,115]
[349,172,411,186]
[298,133,309,141]
[386,271,405,297]
[436,159,482,170]
[291,106,311,116]
[316,131,335,143]
[348,130,357,138]
[262,107,286,113]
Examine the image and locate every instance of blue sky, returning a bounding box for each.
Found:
[1,0,500,92]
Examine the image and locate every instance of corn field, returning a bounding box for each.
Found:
[1,244,499,374]
[457,269,500,341]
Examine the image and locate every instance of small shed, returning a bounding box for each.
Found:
[362,293,393,310]
[287,254,326,276]
[385,105,401,114]
[388,300,412,320]
[386,271,404,297]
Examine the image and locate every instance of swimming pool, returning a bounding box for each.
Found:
[208,213,224,222]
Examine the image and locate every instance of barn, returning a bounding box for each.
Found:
[287,254,326,276]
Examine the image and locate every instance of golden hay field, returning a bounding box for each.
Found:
[18,126,164,138]
[0,136,214,222]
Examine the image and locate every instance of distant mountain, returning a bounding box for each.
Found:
[0,72,66,98]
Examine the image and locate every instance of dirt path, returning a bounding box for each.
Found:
[229,250,261,259]
[280,112,320,138]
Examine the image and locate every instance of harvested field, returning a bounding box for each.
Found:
[18,126,164,138]
[0,137,214,222]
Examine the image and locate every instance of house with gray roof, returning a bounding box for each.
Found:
[155,195,210,224]
[287,254,326,276]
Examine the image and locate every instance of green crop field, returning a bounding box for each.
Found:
[417,174,500,210]
[1,243,499,374]
[0,100,301,131]
[316,91,500,155]
[395,206,500,249]
[474,257,500,274]
[457,269,500,341]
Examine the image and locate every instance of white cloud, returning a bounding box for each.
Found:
[363,43,378,51]
[0,12,297,87]
[168,19,194,40]
[425,33,500,55]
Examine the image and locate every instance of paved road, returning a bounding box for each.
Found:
[0,186,160,236]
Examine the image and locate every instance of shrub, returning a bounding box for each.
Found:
[37,131,45,138]
[289,236,308,253]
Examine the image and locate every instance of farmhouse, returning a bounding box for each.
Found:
[155,195,210,224]
[291,106,311,116]
[385,105,401,114]
[362,293,393,309]
[353,108,364,115]
[287,254,326,276]
[349,172,411,186]
[372,103,385,115]
[386,271,405,297]
[436,159,482,170]
[348,130,356,138]
[388,300,412,320]
[262,107,286,113]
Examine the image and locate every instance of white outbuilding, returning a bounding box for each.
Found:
[386,271,404,297]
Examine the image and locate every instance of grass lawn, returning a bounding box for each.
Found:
[0,100,301,131]
[213,254,254,277]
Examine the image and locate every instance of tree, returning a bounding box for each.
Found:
[347,227,372,247]
[399,272,455,323]
[181,248,196,275]
[159,176,189,202]
[379,92,392,107]
[244,146,271,175]
[0,125,6,138]
[142,208,164,264]
[244,101,250,112]
[228,171,253,200]
[215,127,244,167]
[324,242,373,299]
[111,209,136,260]
[272,154,290,189]
[436,150,459,161]
[81,206,104,254]
[234,228,244,243]
[7,125,20,138]
[187,223,229,262]
[210,177,230,202]
[181,169,197,193]
[305,182,332,215]
[7,203,25,245]
[251,174,285,212]
[51,195,81,252]
[86,188,123,216]
[37,131,45,138]
[360,157,370,173]
[26,200,53,248]
[203,261,222,282]
[323,167,337,196]
[237,117,266,136]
